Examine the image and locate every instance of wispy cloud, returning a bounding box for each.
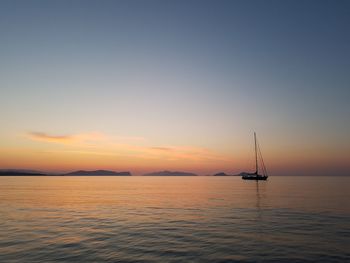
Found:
[26,131,106,144]
[149,147,173,151]
[25,131,228,163]
[114,136,146,142]
[144,145,228,162]
[43,150,120,156]
[27,132,76,143]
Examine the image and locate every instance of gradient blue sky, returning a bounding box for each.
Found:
[0,0,349,175]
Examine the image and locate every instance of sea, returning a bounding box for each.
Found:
[0,176,349,262]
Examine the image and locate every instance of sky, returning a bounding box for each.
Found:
[0,0,349,175]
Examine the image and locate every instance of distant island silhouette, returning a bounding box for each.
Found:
[65,170,131,176]
[0,169,46,176]
[143,171,198,176]
[0,169,249,176]
[213,172,230,176]
[213,172,243,176]
[0,169,131,176]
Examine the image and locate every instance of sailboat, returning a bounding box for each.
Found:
[242,132,268,180]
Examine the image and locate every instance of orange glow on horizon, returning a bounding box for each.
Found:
[0,130,348,176]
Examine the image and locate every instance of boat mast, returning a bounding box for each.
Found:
[254,132,258,175]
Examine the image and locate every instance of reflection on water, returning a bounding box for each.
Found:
[0,176,349,262]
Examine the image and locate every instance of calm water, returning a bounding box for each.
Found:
[0,176,349,262]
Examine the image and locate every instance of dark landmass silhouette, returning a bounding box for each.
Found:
[213,172,230,176]
[0,169,46,176]
[143,170,198,176]
[213,172,246,176]
[65,170,131,176]
[0,169,251,177]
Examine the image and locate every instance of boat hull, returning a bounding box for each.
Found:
[242,175,268,180]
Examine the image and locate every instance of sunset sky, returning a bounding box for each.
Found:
[1,0,349,175]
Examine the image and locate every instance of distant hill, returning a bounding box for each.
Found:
[143,170,197,176]
[213,172,230,176]
[64,170,131,176]
[0,169,46,176]
[213,172,240,176]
